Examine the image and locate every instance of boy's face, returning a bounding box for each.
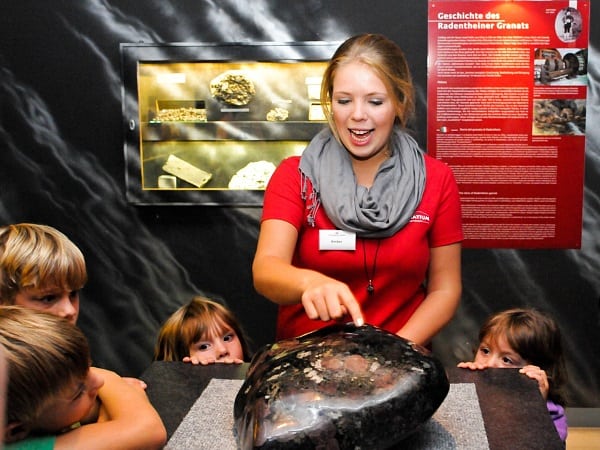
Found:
[31,369,104,434]
[13,285,80,324]
[473,335,528,368]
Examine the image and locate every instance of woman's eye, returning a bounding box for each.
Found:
[336,98,350,105]
[370,99,383,106]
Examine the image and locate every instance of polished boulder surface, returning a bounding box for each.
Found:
[234,323,449,450]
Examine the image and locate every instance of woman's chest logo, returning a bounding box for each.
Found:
[410,211,430,224]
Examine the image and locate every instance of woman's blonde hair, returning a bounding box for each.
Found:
[320,33,416,141]
[0,223,87,303]
[0,306,90,427]
[154,296,252,362]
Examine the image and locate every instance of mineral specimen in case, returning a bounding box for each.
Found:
[234,323,449,450]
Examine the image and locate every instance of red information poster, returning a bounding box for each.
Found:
[427,1,590,248]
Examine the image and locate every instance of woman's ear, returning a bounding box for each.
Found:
[4,421,30,443]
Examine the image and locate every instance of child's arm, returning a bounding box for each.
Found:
[53,367,166,450]
[122,376,147,389]
[519,365,550,400]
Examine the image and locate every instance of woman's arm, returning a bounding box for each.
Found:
[397,242,462,346]
[253,219,363,325]
[54,368,166,450]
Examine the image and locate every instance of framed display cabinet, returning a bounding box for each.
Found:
[120,41,340,205]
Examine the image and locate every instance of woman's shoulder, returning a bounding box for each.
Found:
[423,153,458,185]
[277,155,301,170]
[423,152,452,172]
[268,156,302,190]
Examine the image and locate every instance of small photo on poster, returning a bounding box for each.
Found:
[533,48,588,85]
[555,6,583,43]
[532,99,586,136]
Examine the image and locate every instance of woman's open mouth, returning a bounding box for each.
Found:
[349,128,374,145]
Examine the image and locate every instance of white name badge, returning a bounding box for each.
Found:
[319,230,356,251]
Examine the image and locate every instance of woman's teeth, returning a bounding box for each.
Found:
[350,129,372,143]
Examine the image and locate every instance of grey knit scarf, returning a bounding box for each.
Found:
[299,126,425,238]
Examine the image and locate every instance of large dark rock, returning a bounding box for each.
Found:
[234,323,449,450]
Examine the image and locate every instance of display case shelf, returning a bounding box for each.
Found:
[140,121,325,142]
[121,41,340,205]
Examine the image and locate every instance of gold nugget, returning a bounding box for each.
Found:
[210,71,255,106]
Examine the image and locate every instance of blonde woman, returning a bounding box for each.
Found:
[253,34,463,345]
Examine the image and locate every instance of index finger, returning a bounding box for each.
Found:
[339,293,364,327]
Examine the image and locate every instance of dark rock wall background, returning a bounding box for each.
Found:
[0,1,598,408]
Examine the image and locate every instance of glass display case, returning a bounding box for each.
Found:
[120,41,340,205]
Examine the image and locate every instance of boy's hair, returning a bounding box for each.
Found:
[0,223,87,303]
[154,296,252,362]
[0,306,90,427]
[479,307,568,405]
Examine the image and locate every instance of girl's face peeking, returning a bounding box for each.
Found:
[473,334,528,368]
[188,326,244,364]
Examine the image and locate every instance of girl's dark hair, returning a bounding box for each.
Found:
[479,308,568,405]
